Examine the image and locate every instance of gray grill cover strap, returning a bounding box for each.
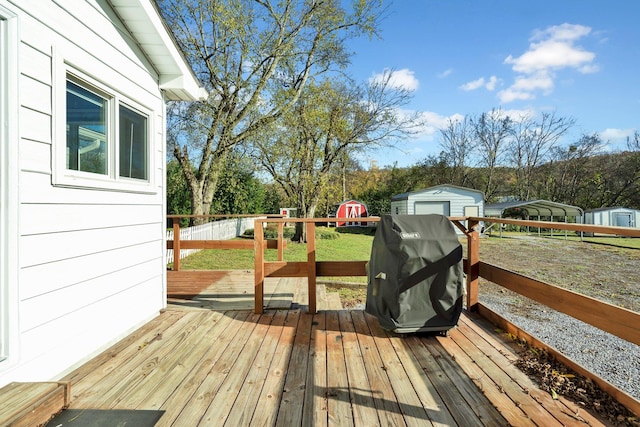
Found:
[399,245,463,294]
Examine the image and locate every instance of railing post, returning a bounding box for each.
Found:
[277,221,284,261]
[173,219,181,271]
[466,218,479,312]
[254,219,265,314]
[306,221,317,314]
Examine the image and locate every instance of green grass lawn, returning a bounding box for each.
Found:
[178,228,375,279]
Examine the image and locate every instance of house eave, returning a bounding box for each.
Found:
[109,0,207,101]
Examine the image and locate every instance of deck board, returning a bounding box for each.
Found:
[57,271,624,426]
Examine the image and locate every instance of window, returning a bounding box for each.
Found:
[119,105,148,180]
[66,81,108,175]
[55,69,153,192]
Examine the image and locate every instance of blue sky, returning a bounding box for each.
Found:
[346,0,640,168]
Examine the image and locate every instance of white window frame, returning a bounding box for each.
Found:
[53,59,155,193]
[0,3,19,368]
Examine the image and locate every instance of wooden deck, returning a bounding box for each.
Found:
[167,269,342,311]
[54,271,617,426]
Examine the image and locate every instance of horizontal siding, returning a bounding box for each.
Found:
[19,139,51,174]
[390,201,407,215]
[20,203,162,235]
[20,240,161,300]
[20,258,163,332]
[17,0,159,104]
[19,41,52,85]
[20,74,51,115]
[20,222,162,267]
[19,107,50,144]
[18,278,161,382]
[407,189,483,217]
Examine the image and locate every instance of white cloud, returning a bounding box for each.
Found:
[501,23,597,103]
[505,40,595,74]
[369,68,419,91]
[530,23,591,43]
[460,75,501,91]
[438,68,454,78]
[407,111,465,140]
[460,77,485,91]
[485,75,499,91]
[600,128,636,142]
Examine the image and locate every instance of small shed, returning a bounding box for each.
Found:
[391,185,484,217]
[583,207,640,228]
[333,199,369,227]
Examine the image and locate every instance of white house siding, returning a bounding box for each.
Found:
[0,0,172,385]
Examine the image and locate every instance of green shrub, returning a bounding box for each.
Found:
[243,226,296,239]
[243,226,339,240]
[315,227,340,240]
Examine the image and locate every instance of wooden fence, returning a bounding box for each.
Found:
[167,215,286,271]
[166,216,258,264]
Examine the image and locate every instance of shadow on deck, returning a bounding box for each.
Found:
[54,270,620,426]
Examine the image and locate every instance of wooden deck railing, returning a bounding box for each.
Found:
[468,217,640,344]
[253,217,471,314]
[167,214,286,271]
[252,216,640,413]
[252,217,640,345]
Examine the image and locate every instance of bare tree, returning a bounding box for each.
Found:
[439,116,475,187]
[159,0,384,221]
[544,133,603,205]
[508,111,575,200]
[627,131,640,152]
[471,109,512,200]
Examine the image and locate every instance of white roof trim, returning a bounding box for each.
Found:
[109,0,207,101]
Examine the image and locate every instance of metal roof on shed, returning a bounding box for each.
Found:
[391,184,484,201]
[484,200,583,218]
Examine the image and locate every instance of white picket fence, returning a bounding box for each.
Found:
[166,216,261,264]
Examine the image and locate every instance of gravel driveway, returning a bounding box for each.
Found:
[475,235,640,403]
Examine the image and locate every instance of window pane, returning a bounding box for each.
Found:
[66,81,108,174]
[119,105,148,180]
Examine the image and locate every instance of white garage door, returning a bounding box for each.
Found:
[414,201,450,215]
[613,212,632,227]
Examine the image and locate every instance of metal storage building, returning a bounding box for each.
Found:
[391,185,484,218]
[583,207,640,228]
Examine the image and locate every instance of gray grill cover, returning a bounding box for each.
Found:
[365,214,464,333]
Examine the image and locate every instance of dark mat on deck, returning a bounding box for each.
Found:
[48,409,164,426]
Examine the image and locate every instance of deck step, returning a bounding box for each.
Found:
[0,381,70,427]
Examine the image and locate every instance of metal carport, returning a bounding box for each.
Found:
[484,200,584,237]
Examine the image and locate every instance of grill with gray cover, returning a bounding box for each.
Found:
[365,214,465,334]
